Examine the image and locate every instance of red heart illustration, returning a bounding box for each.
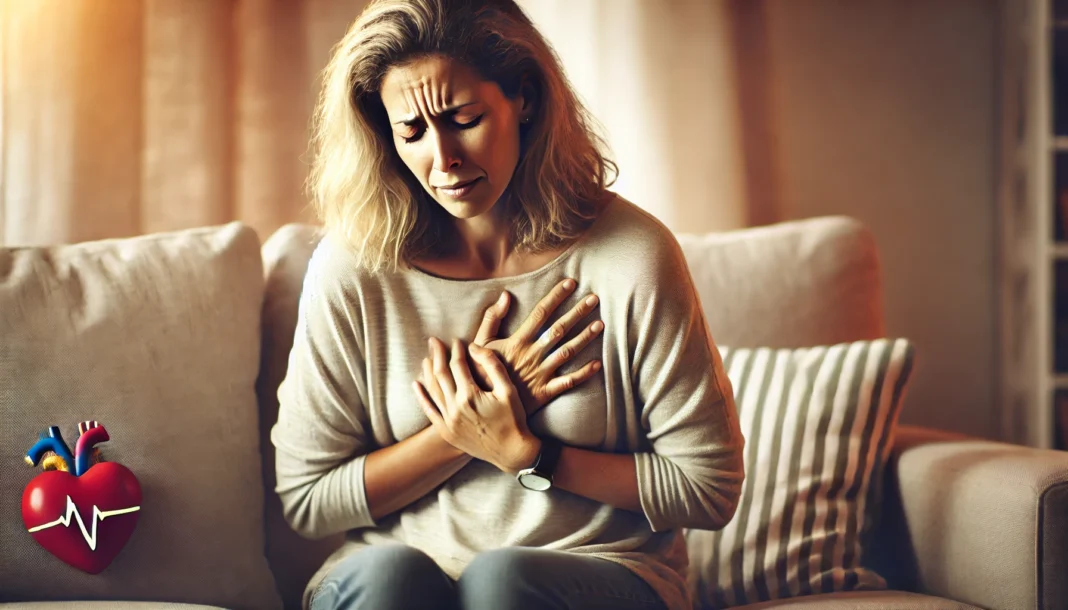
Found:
[22,461,142,574]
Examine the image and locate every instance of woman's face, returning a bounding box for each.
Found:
[379,54,529,221]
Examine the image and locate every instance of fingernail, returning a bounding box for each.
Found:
[592,321,604,332]
[498,291,508,304]
[593,361,602,371]
[586,295,598,306]
[563,279,575,290]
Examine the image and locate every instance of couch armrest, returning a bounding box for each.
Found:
[871,425,1068,610]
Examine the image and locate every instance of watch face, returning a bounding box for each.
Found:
[518,471,551,491]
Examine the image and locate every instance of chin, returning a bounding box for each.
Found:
[436,197,497,220]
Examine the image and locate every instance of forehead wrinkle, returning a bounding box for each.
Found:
[401,80,431,123]
[436,75,452,115]
[423,74,451,117]
[422,80,437,116]
[387,60,473,125]
[396,77,446,123]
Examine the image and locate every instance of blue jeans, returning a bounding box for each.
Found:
[309,544,669,610]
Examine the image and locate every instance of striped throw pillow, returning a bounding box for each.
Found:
[687,339,915,608]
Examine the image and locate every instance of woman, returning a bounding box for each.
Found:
[271,1,745,609]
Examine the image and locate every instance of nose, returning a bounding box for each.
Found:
[430,129,462,172]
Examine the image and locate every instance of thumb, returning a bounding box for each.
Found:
[474,291,510,347]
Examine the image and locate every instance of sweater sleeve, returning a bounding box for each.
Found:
[271,240,376,539]
[631,233,746,533]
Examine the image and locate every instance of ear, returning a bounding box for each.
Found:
[516,73,539,124]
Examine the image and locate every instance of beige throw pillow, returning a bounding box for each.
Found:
[0,224,282,610]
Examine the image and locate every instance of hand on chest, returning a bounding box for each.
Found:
[383,333,611,450]
[374,279,620,449]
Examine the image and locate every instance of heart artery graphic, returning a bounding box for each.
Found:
[28,495,140,551]
[22,423,142,574]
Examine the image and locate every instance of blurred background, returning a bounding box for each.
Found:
[0,1,1028,446]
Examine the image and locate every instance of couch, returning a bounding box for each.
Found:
[2,215,1066,610]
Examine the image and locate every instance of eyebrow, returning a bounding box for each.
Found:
[393,102,478,126]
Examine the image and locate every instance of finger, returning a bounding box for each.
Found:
[541,319,605,372]
[468,344,514,395]
[513,278,577,343]
[413,381,446,427]
[542,359,602,400]
[533,293,600,357]
[474,291,510,346]
[422,357,447,408]
[429,337,457,396]
[449,339,479,395]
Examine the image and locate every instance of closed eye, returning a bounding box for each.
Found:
[400,114,484,144]
[401,129,424,144]
[457,114,483,129]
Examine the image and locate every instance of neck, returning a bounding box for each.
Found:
[447,204,515,274]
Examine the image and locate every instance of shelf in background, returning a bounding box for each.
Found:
[1054,374,1068,390]
[1053,243,1068,259]
[1052,137,1068,151]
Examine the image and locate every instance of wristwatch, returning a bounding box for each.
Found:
[516,437,562,491]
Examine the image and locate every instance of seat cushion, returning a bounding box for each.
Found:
[677,216,885,348]
[731,590,981,609]
[0,224,281,609]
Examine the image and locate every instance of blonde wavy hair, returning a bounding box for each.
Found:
[308,0,618,273]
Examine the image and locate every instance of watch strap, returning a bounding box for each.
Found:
[530,436,562,477]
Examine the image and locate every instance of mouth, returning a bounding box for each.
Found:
[436,177,482,197]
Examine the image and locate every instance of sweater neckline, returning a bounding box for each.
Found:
[404,195,616,286]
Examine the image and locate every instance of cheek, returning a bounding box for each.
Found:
[477,123,520,175]
[395,145,430,181]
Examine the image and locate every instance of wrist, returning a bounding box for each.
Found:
[503,434,542,475]
[424,425,470,464]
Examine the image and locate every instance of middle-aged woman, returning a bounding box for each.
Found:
[271,1,746,609]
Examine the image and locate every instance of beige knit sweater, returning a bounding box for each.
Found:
[271,195,745,610]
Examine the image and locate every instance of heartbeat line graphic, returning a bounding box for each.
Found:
[27,496,140,551]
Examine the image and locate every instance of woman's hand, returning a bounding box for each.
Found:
[473,279,604,415]
[414,337,541,475]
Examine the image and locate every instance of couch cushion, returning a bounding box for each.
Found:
[730,590,981,609]
[677,216,885,348]
[0,224,281,609]
[257,224,339,610]
[688,339,915,608]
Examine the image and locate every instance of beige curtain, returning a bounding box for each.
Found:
[0,0,369,246]
[519,0,771,233]
[0,0,769,246]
